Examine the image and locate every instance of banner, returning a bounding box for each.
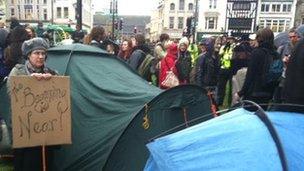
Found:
[10,76,71,148]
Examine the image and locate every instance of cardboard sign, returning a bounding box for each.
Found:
[10,76,71,148]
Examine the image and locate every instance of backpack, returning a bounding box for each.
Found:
[138,51,158,82]
[262,48,284,87]
[0,47,10,78]
[175,53,192,81]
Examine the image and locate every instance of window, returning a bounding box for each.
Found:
[266,20,271,28]
[233,2,251,10]
[287,4,291,12]
[170,3,175,10]
[205,17,217,30]
[169,17,174,29]
[282,4,292,12]
[11,8,15,16]
[259,19,265,29]
[43,9,47,20]
[272,4,280,12]
[64,7,68,18]
[179,0,184,10]
[25,8,33,19]
[209,0,216,9]
[302,18,304,25]
[278,20,285,32]
[272,20,278,32]
[286,20,290,30]
[43,0,47,4]
[57,7,61,18]
[25,0,33,4]
[260,19,290,33]
[261,4,269,12]
[178,17,183,29]
[188,3,193,11]
[282,4,287,12]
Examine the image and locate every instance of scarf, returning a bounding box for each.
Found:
[25,60,56,75]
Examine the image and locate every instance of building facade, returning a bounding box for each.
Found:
[257,0,296,35]
[149,0,196,41]
[197,0,227,39]
[226,0,258,36]
[5,0,93,29]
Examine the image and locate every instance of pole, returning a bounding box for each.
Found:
[111,0,115,40]
[77,0,82,29]
[51,0,54,24]
[254,0,258,32]
[193,0,199,43]
[42,146,46,171]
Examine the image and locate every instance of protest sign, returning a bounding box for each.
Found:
[10,76,71,148]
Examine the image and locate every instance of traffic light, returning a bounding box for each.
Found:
[119,18,123,30]
[134,26,137,33]
[114,21,118,30]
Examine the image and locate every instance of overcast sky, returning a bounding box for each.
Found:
[92,0,158,16]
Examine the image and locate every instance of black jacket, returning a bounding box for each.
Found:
[284,38,304,106]
[197,52,218,87]
[238,43,276,99]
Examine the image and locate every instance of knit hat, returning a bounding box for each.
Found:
[179,37,189,47]
[22,37,49,57]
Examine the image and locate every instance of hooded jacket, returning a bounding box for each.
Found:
[159,43,179,89]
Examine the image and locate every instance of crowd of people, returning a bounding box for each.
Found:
[1,19,304,112]
[78,24,304,112]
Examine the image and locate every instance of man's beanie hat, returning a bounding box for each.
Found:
[22,37,49,57]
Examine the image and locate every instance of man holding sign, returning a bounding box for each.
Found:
[7,38,71,171]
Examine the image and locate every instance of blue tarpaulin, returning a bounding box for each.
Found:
[145,108,304,171]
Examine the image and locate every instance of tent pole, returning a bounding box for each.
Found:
[42,145,47,171]
[182,108,189,127]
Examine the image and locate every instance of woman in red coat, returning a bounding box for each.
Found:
[159,43,179,89]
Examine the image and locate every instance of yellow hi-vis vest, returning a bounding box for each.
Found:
[219,44,235,69]
[187,44,199,67]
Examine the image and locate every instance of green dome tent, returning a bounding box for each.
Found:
[104,85,213,171]
[0,44,213,170]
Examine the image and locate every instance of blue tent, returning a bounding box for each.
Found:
[144,108,304,171]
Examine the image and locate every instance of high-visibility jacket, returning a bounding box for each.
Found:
[187,44,199,67]
[219,44,235,69]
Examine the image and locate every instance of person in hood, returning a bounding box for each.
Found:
[159,43,179,89]
[197,38,218,88]
[128,34,151,71]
